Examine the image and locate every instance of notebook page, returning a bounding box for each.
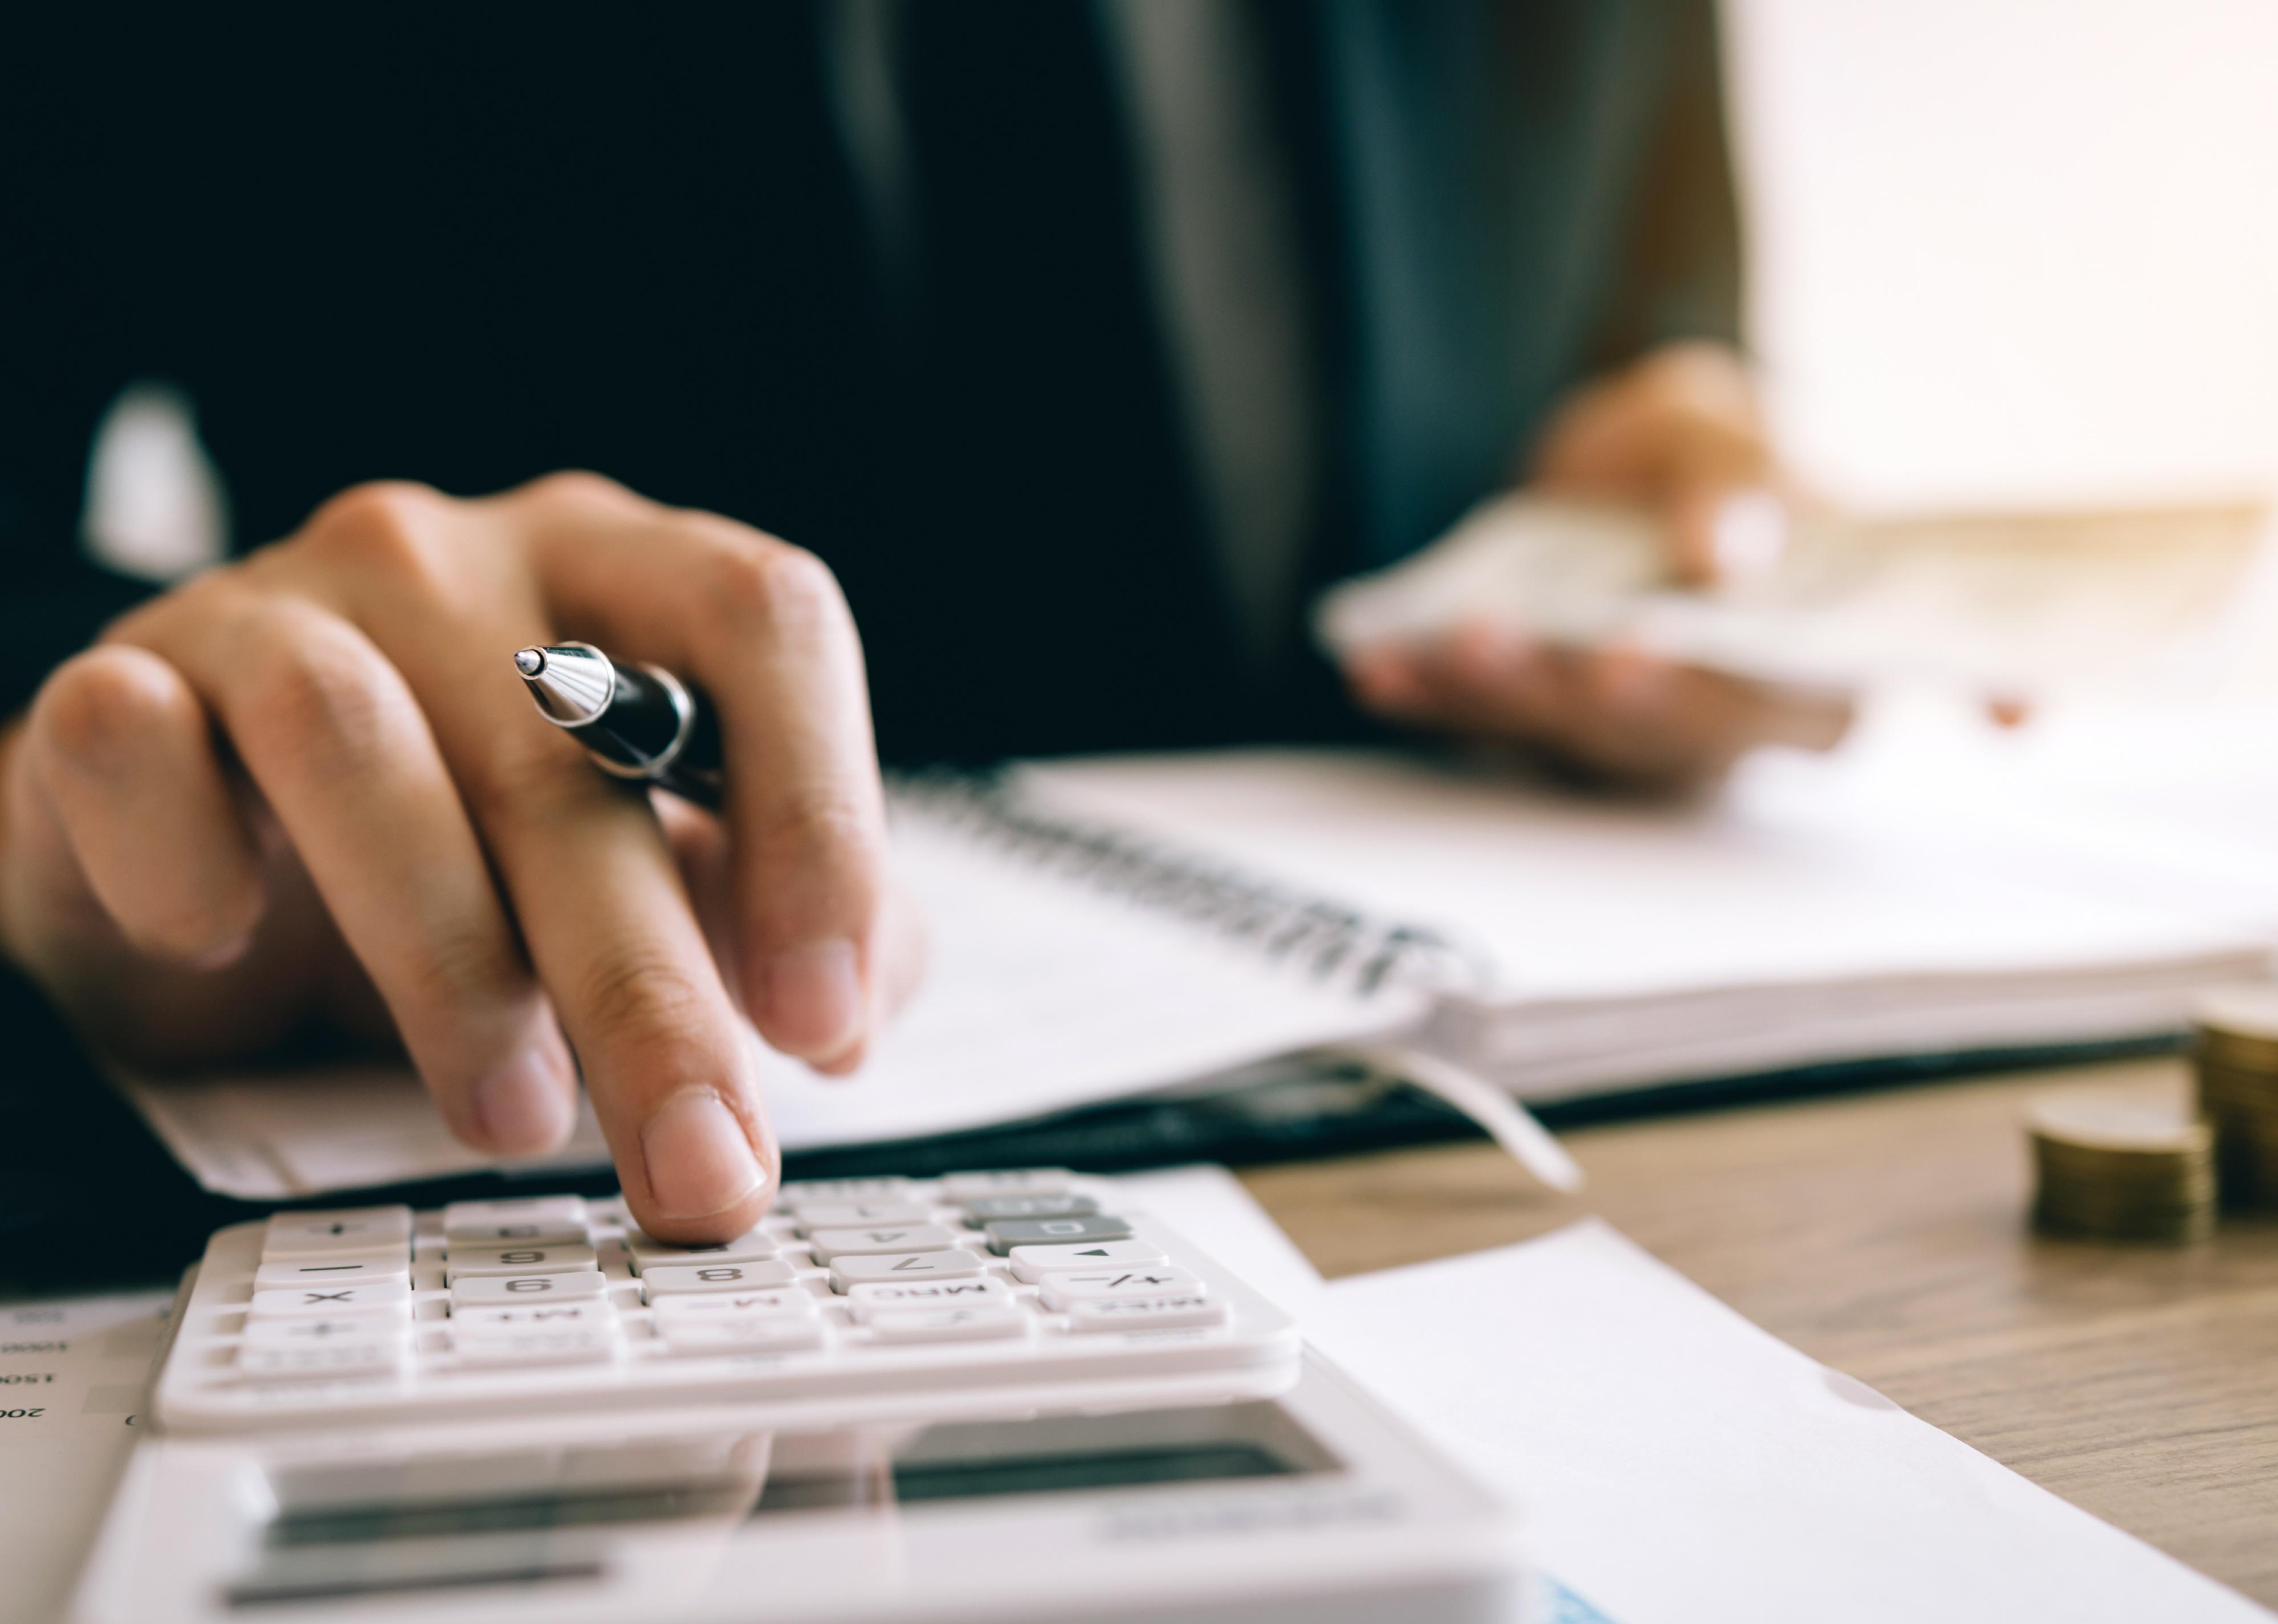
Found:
[1014,740,2276,1006]
[764,806,1427,1150]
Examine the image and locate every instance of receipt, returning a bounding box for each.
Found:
[1317,495,2272,698]
[0,1287,176,1623]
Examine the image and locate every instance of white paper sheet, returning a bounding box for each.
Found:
[1311,1220,2270,1624]
[0,1287,176,1624]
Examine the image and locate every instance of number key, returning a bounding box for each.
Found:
[638,1260,797,1301]
[444,1242,598,1282]
[449,1270,609,1308]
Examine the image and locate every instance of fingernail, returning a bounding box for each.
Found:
[1710,491,1788,582]
[765,938,863,1058]
[641,1091,765,1220]
[475,1046,574,1154]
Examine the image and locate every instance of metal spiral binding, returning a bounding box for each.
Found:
[890,770,1473,998]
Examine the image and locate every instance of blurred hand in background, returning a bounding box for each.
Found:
[1344,342,1853,792]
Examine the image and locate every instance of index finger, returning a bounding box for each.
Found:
[514,479,889,1071]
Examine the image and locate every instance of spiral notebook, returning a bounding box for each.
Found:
[117,738,2278,1201]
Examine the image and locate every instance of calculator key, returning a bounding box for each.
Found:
[1038,1268,1203,1309]
[1006,1239,1169,1282]
[239,1340,406,1380]
[638,1260,797,1299]
[443,1242,599,1282]
[453,1326,620,1367]
[792,1202,932,1233]
[623,1228,779,1272]
[866,1306,1026,1345]
[262,1206,413,1259]
[961,1193,1098,1223]
[941,1169,1072,1202]
[441,1196,589,1246]
[243,1314,409,1345]
[779,1178,915,1210]
[252,1253,411,1291]
[248,1279,412,1317]
[450,1301,616,1331]
[980,1215,1133,1255]
[805,1224,960,1261]
[828,1251,984,1291]
[650,1290,817,1323]
[1063,1294,1228,1333]
[450,1269,609,1307]
[845,1276,1014,1320]
[659,1318,825,1356]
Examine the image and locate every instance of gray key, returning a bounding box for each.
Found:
[828,1251,984,1291]
[961,1194,1098,1223]
[980,1214,1133,1255]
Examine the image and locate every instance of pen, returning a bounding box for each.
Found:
[512,642,723,809]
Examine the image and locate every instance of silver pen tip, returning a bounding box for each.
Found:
[513,647,546,678]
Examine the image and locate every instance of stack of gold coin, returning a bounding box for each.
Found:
[2027,1092,2215,1244]
[2195,985,2278,1208]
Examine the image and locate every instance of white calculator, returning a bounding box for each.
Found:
[74,1170,1526,1624]
[145,1169,1298,1435]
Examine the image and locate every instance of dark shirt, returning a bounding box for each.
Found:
[1,0,1739,763]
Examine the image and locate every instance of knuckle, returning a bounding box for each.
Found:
[34,648,184,769]
[404,919,527,1012]
[299,480,459,590]
[700,536,846,639]
[456,730,598,831]
[574,945,719,1059]
[751,786,878,866]
[520,468,647,513]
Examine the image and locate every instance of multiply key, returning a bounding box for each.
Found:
[248,1280,411,1317]
[980,1214,1132,1256]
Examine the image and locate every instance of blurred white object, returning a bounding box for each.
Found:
[80,381,229,582]
[1316,492,2271,699]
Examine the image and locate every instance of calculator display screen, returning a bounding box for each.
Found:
[749,1439,1301,1513]
[234,1403,1339,1606]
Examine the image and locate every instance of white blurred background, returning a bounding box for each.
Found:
[1728,0,2278,514]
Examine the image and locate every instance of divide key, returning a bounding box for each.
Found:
[979,1214,1133,1256]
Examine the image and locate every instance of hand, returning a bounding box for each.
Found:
[1347,623,1850,793]
[0,474,924,1241]
[1344,342,1851,790]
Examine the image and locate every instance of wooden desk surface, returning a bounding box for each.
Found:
[1238,1055,2278,1606]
